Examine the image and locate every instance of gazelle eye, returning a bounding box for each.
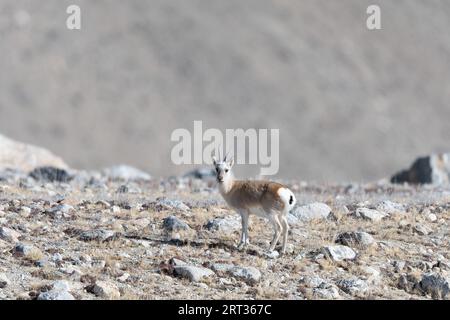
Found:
[216,168,219,172]
[225,169,229,173]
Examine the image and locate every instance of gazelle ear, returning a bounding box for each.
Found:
[212,156,217,166]
[228,156,234,167]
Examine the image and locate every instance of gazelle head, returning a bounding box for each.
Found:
[212,154,234,184]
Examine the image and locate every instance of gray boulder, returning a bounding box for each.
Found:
[0,134,68,172]
[391,153,450,185]
[419,273,450,300]
[289,203,331,222]
[0,226,21,242]
[336,277,370,296]
[90,281,121,299]
[162,216,190,231]
[102,165,151,181]
[355,208,388,222]
[183,168,215,180]
[335,231,374,249]
[322,245,357,261]
[0,273,9,288]
[150,197,190,212]
[174,265,215,282]
[29,166,72,183]
[205,216,240,234]
[79,229,118,242]
[210,263,261,284]
[37,281,75,300]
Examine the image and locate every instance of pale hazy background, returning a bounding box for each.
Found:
[1,0,449,182]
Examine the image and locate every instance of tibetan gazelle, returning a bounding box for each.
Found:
[212,155,296,255]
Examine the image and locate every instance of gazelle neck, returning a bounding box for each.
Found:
[218,175,235,195]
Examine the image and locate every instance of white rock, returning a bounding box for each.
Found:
[322,245,357,261]
[111,206,121,214]
[102,165,151,181]
[174,265,214,282]
[37,280,74,300]
[264,250,280,259]
[313,283,341,299]
[211,264,261,284]
[0,226,21,242]
[91,281,121,299]
[356,208,388,222]
[0,134,68,171]
[336,277,370,296]
[205,216,240,234]
[414,224,432,236]
[37,290,75,300]
[0,273,9,288]
[427,214,437,222]
[228,266,261,284]
[376,201,405,215]
[335,231,374,249]
[290,203,331,222]
[117,273,130,283]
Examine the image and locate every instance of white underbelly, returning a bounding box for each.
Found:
[248,206,268,218]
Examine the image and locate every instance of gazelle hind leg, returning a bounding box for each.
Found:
[280,214,289,255]
[268,214,282,252]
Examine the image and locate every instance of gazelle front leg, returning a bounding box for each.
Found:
[237,210,249,250]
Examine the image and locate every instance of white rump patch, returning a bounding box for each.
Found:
[277,187,296,210]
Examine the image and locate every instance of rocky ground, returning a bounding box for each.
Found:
[0,166,449,300]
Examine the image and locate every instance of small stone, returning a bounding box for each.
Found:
[91,281,121,299]
[162,216,190,232]
[102,165,151,181]
[46,204,74,218]
[393,261,406,273]
[419,273,450,300]
[322,245,357,261]
[96,200,111,208]
[20,206,31,217]
[228,266,261,285]
[37,290,75,300]
[414,224,432,236]
[0,226,21,242]
[391,154,450,185]
[13,243,43,261]
[336,277,370,296]
[111,206,121,214]
[211,264,261,285]
[299,275,326,288]
[289,203,331,222]
[183,168,215,180]
[427,214,437,222]
[355,208,388,222]
[204,216,240,234]
[79,229,118,242]
[313,283,340,299]
[264,250,280,259]
[173,265,214,282]
[117,273,130,283]
[335,231,374,249]
[359,266,381,284]
[151,197,190,212]
[29,166,72,183]
[0,273,9,288]
[37,280,74,300]
[376,201,405,215]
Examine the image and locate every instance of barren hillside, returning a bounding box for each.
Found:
[1,0,450,181]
